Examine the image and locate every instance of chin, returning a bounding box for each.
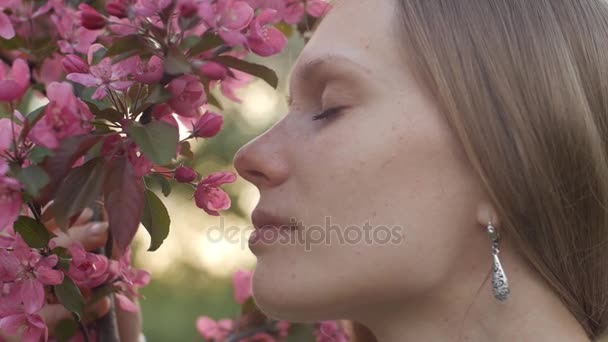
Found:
[252,265,360,323]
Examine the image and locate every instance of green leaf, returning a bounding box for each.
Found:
[88,284,119,307]
[55,319,78,342]
[54,277,84,318]
[145,84,172,105]
[25,105,47,127]
[53,158,106,230]
[28,146,53,165]
[275,21,294,38]
[13,216,52,249]
[87,101,124,123]
[52,247,72,272]
[0,36,26,51]
[91,46,108,65]
[141,189,170,251]
[186,31,224,57]
[13,165,50,197]
[128,120,179,166]
[179,141,194,160]
[212,55,278,88]
[165,46,192,75]
[145,174,172,197]
[207,92,223,110]
[105,35,149,63]
[180,36,200,51]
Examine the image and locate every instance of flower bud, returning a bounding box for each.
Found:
[105,1,128,18]
[175,166,198,183]
[179,1,198,18]
[80,4,106,30]
[62,55,89,74]
[192,111,223,138]
[200,62,228,81]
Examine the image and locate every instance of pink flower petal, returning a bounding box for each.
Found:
[21,278,44,314]
[0,12,15,40]
[66,73,100,87]
[36,266,64,285]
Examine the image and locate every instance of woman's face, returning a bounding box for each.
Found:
[234,0,491,322]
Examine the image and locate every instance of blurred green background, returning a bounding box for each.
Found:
[131,36,308,341]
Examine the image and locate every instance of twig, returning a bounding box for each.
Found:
[74,313,91,342]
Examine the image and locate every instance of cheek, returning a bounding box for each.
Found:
[252,98,485,320]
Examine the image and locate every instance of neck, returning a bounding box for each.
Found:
[353,243,590,342]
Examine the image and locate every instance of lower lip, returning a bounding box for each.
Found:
[248,225,299,252]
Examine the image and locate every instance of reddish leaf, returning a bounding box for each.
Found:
[103,156,145,253]
[39,135,104,204]
[52,158,106,230]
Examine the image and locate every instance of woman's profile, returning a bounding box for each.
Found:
[233,0,608,341]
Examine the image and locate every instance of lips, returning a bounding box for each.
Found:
[249,209,299,248]
[251,209,297,231]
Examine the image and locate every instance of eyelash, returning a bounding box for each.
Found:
[312,107,344,121]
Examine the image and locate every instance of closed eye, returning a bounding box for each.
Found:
[312,107,344,121]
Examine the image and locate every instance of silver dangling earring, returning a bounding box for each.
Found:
[486,220,510,301]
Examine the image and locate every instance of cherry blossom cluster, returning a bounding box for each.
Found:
[0,0,332,340]
[0,226,149,341]
[196,270,350,342]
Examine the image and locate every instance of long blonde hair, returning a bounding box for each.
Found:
[353,0,608,340]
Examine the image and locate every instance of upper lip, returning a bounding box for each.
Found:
[251,209,296,230]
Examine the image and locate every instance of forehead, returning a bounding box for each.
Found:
[292,0,402,81]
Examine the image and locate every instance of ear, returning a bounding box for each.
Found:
[476,200,500,228]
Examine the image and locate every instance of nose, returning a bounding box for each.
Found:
[233,130,289,188]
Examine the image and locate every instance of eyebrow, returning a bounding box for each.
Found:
[288,54,372,106]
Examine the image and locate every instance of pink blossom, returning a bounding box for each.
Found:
[200,61,229,81]
[166,74,206,117]
[79,4,106,30]
[0,160,21,232]
[0,11,15,39]
[52,9,101,54]
[174,166,197,183]
[106,1,129,18]
[275,320,290,339]
[178,0,198,18]
[0,114,22,152]
[67,44,137,100]
[314,321,350,342]
[36,53,65,86]
[306,0,332,17]
[134,55,163,84]
[0,58,30,103]
[192,111,223,138]
[194,171,236,216]
[67,243,115,288]
[199,0,254,46]
[1,316,40,339]
[127,143,154,177]
[217,68,252,103]
[113,247,150,313]
[134,0,172,17]
[151,104,179,128]
[62,54,89,74]
[0,310,47,342]
[232,269,252,305]
[2,235,64,314]
[196,316,233,341]
[29,82,94,149]
[246,9,287,56]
